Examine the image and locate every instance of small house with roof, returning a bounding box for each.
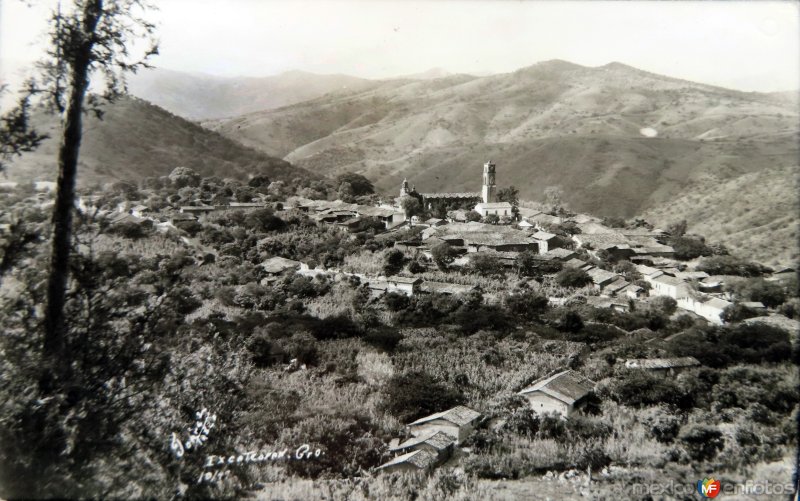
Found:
[376,449,437,474]
[367,276,422,296]
[388,430,455,464]
[586,267,619,290]
[650,275,689,300]
[407,406,482,443]
[518,370,596,418]
[474,201,514,219]
[624,357,701,376]
[531,231,559,254]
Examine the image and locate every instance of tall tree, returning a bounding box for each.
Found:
[9,0,158,363]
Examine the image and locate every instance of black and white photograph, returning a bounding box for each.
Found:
[0,0,798,499]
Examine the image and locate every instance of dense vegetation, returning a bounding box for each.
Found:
[0,173,797,499]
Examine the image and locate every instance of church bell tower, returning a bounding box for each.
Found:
[481,161,496,203]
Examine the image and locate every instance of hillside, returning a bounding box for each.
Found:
[204,60,799,262]
[127,68,379,120]
[3,96,315,186]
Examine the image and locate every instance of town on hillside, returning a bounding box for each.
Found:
[2,152,799,501]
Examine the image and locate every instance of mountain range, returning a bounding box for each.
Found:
[5,60,797,265]
[197,60,798,264]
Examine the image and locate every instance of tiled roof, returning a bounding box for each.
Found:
[653,275,685,286]
[377,449,437,470]
[409,405,481,427]
[476,202,514,209]
[705,297,732,310]
[389,430,456,452]
[543,248,575,259]
[532,231,557,241]
[358,206,397,218]
[565,258,589,269]
[519,370,595,405]
[421,192,481,199]
[586,267,618,285]
[420,281,477,295]
[625,357,700,370]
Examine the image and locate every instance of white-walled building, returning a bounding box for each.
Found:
[518,370,596,418]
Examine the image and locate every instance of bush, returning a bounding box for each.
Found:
[382,249,405,276]
[678,424,724,461]
[720,303,763,323]
[363,326,403,353]
[310,315,362,340]
[385,371,465,423]
[431,242,458,270]
[505,290,549,321]
[697,255,770,277]
[384,291,411,311]
[556,267,592,287]
[554,309,584,333]
[670,236,712,260]
[469,253,505,277]
[608,371,693,409]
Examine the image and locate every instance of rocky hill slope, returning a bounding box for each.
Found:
[3,97,314,186]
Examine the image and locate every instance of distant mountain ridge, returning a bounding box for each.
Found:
[4,97,315,187]
[127,68,380,120]
[201,59,799,264]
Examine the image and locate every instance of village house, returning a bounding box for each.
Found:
[407,406,482,443]
[531,231,559,254]
[585,295,630,312]
[367,276,422,296]
[676,295,732,324]
[624,357,701,376]
[649,274,689,300]
[357,205,404,229]
[518,370,596,418]
[388,430,456,464]
[585,267,619,290]
[541,248,577,261]
[419,281,479,296]
[376,449,437,474]
[474,201,514,219]
[517,219,535,229]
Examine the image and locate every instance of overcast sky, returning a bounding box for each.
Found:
[1,0,799,92]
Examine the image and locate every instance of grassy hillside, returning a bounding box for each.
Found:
[3,96,316,186]
[643,163,799,267]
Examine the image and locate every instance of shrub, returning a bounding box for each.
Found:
[555,309,584,333]
[385,371,465,423]
[608,371,693,409]
[678,424,724,461]
[382,249,405,276]
[720,303,763,323]
[670,236,712,260]
[363,326,403,353]
[505,290,549,321]
[431,242,458,270]
[556,267,592,287]
[697,255,770,277]
[469,253,505,277]
[384,291,411,311]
